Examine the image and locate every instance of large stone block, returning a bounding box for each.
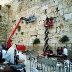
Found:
[62,2,67,9]
[49,12,55,17]
[37,34,44,39]
[38,30,45,34]
[49,0,55,6]
[64,13,72,20]
[69,6,72,13]
[59,9,64,15]
[54,0,58,5]
[58,3,63,10]
[64,7,69,14]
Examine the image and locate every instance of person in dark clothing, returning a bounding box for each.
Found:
[2,47,7,62]
[61,47,63,54]
[57,47,62,55]
[0,45,3,63]
[48,49,53,55]
[1,42,6,50]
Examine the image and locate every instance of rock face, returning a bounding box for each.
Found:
[0,0,72,52]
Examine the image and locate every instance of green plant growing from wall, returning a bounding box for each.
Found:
[59,35,69,43]
[33,38,40,51]
[18,26,21,32]
[33,38,40,45]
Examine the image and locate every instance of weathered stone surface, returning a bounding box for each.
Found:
[0,0,72,51]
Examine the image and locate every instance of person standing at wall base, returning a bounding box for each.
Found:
[63,46,68,60]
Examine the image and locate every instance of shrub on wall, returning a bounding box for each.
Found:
[33,38,40,45]
[59,35,69,43]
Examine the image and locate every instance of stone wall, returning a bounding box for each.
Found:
[7,0,72,51]
[0,5,8,43]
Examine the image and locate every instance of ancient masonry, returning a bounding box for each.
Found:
[0,5,8,44]
[0,0,72,52]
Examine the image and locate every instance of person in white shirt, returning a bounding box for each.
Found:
[2,48,7,62]
[63,46,68,60]
[6,44,16,64]
[16,51,27,65]
[6,44,27,65]
[16,51,27,72]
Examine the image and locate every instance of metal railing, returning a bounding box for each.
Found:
[30,56,72,72]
